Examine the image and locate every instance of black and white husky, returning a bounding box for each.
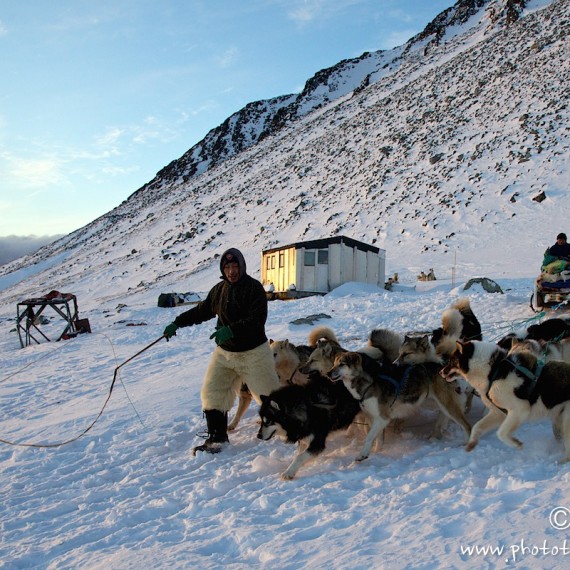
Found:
[441,340,570,462]
[257,373,360,480]
[432,297,482,357]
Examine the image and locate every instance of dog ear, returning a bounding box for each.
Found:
[270,400,281,411]
[420,335,430,347]
[456,340,466,353]
[347,352,361,365]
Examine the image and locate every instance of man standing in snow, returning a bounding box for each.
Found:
[163,248,280,454]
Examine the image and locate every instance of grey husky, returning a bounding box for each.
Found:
[328,352,471,462]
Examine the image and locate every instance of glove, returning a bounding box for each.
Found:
[210,325,234,346]
[163,323,178,341]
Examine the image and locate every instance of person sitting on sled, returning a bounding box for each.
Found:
[542,232,570,273]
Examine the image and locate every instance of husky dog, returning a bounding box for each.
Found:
[270,325,340,385]
[328,352,471,462]
[228,383,254,431]
[257,373,361,479]
[299,327,400,376]
[397,334,441,365]
[441,340,570,462]
[496,317,570,361]
[432,298,482,357]
[270,339,313,385]
[526,317,570,342]
[229,326,338,430]
[508,337,570,364]
[397,333,475,413]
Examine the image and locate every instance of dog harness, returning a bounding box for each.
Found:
[504,356,545,389]
[486,355,545,411]
[374,364,414,406]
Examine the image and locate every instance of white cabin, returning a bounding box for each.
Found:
[261,236,386,296]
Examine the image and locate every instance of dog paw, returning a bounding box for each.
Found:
[355,455,369,463]
[465,440,478,452]
[227,423,237,432]
[280,472,296,481]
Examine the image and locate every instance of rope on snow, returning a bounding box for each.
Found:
[0,335,165,448]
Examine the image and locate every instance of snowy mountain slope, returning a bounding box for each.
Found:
[145,0,542,186]
[0,0,567,313]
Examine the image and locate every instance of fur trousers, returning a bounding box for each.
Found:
[201,342,280,411]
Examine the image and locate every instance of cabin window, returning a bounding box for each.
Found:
[279,252,285,268]
[318,250,328,264]
[271,255,276,269]
[304,251,315,266]
[265,256,271,270]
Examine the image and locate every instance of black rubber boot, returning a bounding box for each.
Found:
[192,409,229,455]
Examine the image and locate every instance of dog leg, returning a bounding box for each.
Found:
[282,436,318,480]
[464,388,476,414]
[552,409,563,441]
[282,449,312,480]
[467,408,505,451]
[496,412,524,449]
[430,413,449,440]
[228,384,253,431]
[559,407,570,463]
[356,415,389,462]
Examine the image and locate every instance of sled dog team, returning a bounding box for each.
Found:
[255,299,570,479]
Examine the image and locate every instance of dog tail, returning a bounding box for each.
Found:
[368,328,402,363]
[308,325,339,347]
[441,308,463,338]
[451,297,472,313]
[451,297,482,340]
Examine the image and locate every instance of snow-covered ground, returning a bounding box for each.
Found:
[1,264,569,569]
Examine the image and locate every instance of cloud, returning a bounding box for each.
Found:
[215,46,238,68]
[286,0,363,25]
[0,235,63,266]
[287,0,326,23]
[7,156,64,188]
[95,127,125,146]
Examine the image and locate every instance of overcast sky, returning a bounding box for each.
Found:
[0,0,453,240]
